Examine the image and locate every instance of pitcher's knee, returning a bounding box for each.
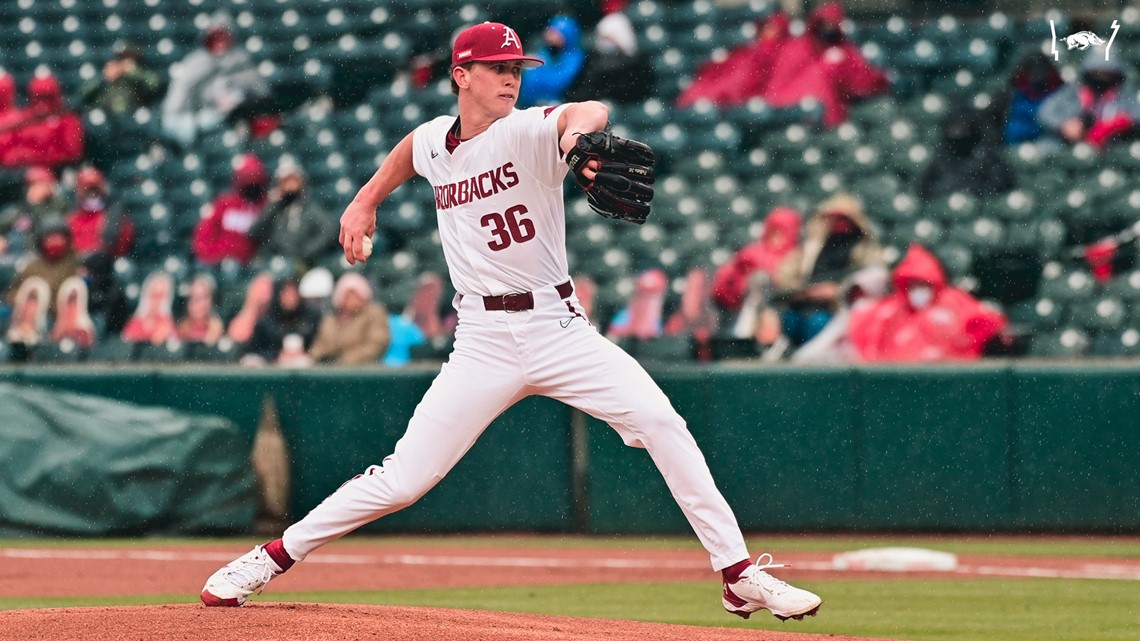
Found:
[625,403,686,433]
[385,475,436,509]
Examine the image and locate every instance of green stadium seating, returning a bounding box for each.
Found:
[1029,328,1090,358]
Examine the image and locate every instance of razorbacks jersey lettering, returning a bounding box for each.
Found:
[411,105,571,298]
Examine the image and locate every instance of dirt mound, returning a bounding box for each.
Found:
[0,603,888,641]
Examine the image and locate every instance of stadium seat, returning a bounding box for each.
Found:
[1092,328,1140,357]
[1029,328,1090,358]
[1070,297,1128,333]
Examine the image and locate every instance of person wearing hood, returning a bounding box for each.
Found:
[918,105,1015,202]
[0,167,69,257]
[308,272,390,365]
[193,153,269,265]
[849,244,1007,362]
[519,16,587,107]
[1000,51,1065,145]
[760,2,889,127]
[566,10,653,105]
[245,277,322,364]
[5,218,80,313]
[2,74,85,168]
[161,12,268,146]
[1039,50,1140,149]
[677,11,791,108]
[779,193,881,345]
[249,159,339,269]
[713,207,802,313]
[66,166,135,259]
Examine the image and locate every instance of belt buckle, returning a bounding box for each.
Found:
[501,292,527,313]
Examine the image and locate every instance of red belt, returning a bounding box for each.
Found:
[482,281,574,312]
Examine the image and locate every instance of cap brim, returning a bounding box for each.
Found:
[467,54,544,68]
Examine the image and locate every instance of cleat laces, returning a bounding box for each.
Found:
[224,551,277,591]
[746,553,792,596]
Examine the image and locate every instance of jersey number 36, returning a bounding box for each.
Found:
[480,204,535,251]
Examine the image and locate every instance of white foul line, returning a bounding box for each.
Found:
[2,549,1139,581]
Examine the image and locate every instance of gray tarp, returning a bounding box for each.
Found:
[0,382,256,535]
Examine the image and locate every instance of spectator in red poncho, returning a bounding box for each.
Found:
[0,73,22,151]
[676,11,791,108]
[66,166,134,259]
[849,244,1007,363]
[192,153,268,265]
[2,74,84,168]
[761,2,889,127]
[713,207,802,313]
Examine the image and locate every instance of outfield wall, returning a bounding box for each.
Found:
[0,364,1136,534]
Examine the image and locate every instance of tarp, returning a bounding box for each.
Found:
[0,383,256,535]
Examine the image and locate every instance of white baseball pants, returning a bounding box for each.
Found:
[282,282,750,570]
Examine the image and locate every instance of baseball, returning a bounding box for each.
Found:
[361,235,373,258]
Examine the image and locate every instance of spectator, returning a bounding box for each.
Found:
[1,73,85,168]
[50,276,95,350]
[193,153,269,265]
[122,271,176,345]
[176,274,225,346]
[249,159,338,268]
[1000,51,1065,145]
[677,11,791,108]
[780,193,881,345]
[918,106,1015,202]
[383,314,426,367]
[849,244,1007,362]
[6,275,50,351]
[1039,50,1140,150]
[308,272,390,365]
[566,10,653,105]
[520,16,586,107]
[245,278,321,364]
[5,219,80,313]
[791,265,888,364]
[0,167,69,257]
[713,207,802,313]
[160,12,268,146]
[66,166,135,259]
[760,2,889,127]
[226,271,273,344]
[607,268,667,340]
[80,43,165,117]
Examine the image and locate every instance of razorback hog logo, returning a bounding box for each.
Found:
[1064,31,1106,50]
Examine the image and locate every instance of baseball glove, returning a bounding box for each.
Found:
[565,131,656,225]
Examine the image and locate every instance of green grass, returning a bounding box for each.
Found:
[1,579,1136,641]
[2,533,1139,558]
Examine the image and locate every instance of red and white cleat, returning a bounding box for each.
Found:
[722,554,822,621]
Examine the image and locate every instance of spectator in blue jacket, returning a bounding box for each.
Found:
[1002,51,1064,145]
[520,16,586,107]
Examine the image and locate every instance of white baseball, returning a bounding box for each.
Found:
[361,235,373,258]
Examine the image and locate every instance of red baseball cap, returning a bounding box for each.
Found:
[452,22,544,68]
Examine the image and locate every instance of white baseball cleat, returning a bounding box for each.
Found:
[200,546,284,607]
[722,554,822,621]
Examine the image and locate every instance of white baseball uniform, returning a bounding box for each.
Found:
[281,106,750,570]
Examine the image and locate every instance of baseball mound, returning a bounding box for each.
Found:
[0,603,891,641]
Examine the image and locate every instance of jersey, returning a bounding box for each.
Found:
[410,105,571,298]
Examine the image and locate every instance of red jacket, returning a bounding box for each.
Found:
[192,192,265,264]
[761,2,889,127]
[67,206,134,258]
[2,75,84,168]
[850,245,1006,362]
[712,207,801,311]
[677,13,790,108]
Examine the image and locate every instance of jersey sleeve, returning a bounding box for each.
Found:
[410,121,433,178]
[508,104,571,189]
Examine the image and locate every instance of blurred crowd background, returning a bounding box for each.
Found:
[1,0,1138,367]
